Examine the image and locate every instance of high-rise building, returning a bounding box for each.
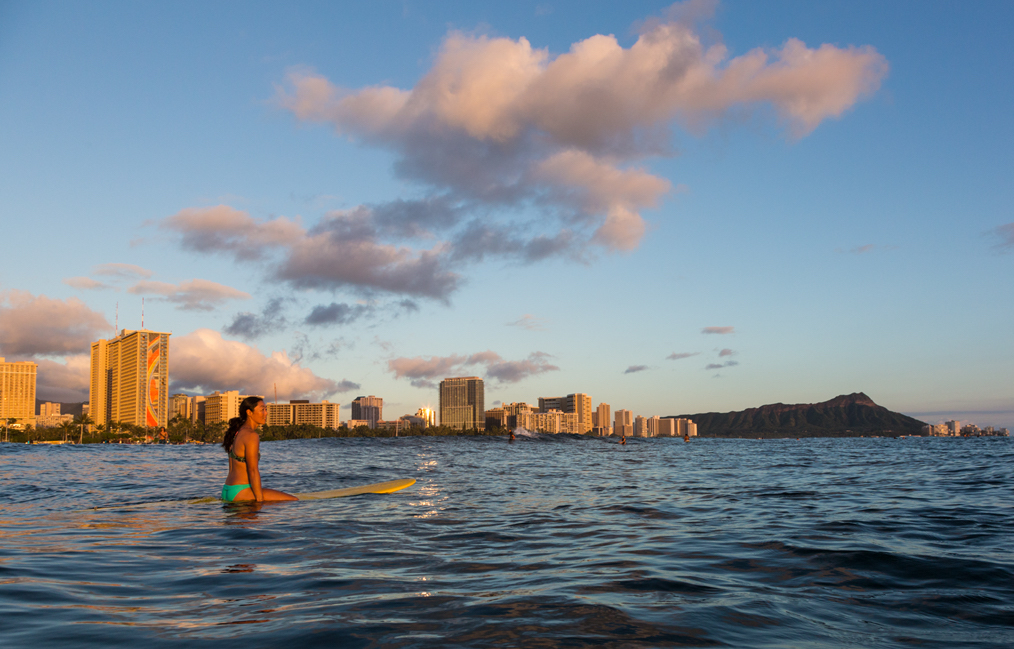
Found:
[592,402,612,436]
[267,400,341,428]
[90,329,170,429]
[0,358,37,428]
[517,409,578,434]
[169,393,192,421]
[634,415,649,437]
[538,393,594,434]
[439,377,484,430]
[351,395,383,428]
[614,409,633,437]
[566,393,593,434]
[204,390,242,425]
[538,396,564,412]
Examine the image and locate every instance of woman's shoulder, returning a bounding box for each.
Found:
[234,428,260,447]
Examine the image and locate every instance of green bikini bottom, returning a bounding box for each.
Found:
[221,483,251,502]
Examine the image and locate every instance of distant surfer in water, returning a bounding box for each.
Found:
[619,435,626,445]
[509,431,515,442]
[221,396,297,503]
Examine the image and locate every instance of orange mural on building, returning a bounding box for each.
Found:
[146,336,161,427]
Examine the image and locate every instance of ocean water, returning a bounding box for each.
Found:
[1,434,1012,648]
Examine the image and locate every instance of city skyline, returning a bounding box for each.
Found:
[1,2,1012,429]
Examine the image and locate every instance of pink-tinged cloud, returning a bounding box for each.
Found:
[92,263,154,279]
[624,364,650,374]
[667,351,699,360]
[63,277,109,290]
[34,355,90,402]
[719,348,735,357]
[702,326,735,334]
[0,291,111,356]
[276,8,885,260]
[160,205,304,260]
[387,350,557,385]
[128,279,250,311]
[169,329,357,400]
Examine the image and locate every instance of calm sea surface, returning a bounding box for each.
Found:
[1,435,1012,648]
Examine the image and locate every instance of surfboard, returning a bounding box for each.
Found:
[87,478,416,510]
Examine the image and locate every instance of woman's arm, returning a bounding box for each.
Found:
[246,434,264,502]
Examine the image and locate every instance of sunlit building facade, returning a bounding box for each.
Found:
[204,390,242,425]
[538,393,593,434]
[439,377,484,430]
[0,358,37,427]
[90,329,170,429]
[267,400,341,428]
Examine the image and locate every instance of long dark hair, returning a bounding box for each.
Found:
[222,396,264,451]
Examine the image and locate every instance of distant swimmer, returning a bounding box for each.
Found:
[509,431,515,442]
[684,434,689,443]
[619,435,626,445]
[222,396,298,503]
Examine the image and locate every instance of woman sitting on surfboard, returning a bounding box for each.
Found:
[222,396,297,503]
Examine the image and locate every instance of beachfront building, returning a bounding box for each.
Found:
[36,402,73,428]
[0,358,36,428]
[591,402,612,436]
[352,395,383,429]
[659,416,697,437]
[614,409,633,437]
[204,390,242,425]
[346,419,370,429]
[517,409,578,434]
[538,393,593,434]
[90,329,170,429]
[655,417,676,437]
[266,400,341,428]
[169,393,192,421]
[439,377,484,431]
[634,415,649,437]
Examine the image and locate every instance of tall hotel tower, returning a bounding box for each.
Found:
[90,329,171,429]
[0,358,37,428]
[439,377,484,431]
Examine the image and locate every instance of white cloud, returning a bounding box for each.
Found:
[702,326,734,334]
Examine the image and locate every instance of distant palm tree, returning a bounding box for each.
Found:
[4,417,15,443]
[73,413,94,444]
[58,420,75,442]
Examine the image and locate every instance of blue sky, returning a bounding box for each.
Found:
[1,1,1012,428]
